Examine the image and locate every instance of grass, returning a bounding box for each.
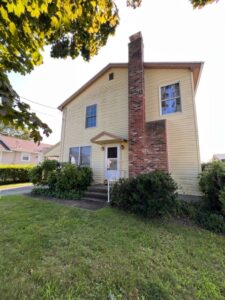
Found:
[0,196,225,300]
[0,182,32,190]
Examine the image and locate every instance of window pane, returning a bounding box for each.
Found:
[22,153,30,161]
[174,83,180,97]
[161,86,167,100]
[86,116,96,128]
[107,147,117,158]
[107,158,117,170]
[69,147,79,165]
[80,146,91,166]
[161,83,181,115]
[86,104,97,128]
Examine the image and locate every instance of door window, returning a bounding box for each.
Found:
[107,147,118,170]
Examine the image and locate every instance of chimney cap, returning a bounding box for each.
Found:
[129,32,142,42]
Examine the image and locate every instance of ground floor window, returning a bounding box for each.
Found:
[69,146,91,167]
[21,152,30,162]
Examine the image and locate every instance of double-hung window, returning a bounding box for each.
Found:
[69,146,91,167]
[160,82,181,115]
[85,104,97,128]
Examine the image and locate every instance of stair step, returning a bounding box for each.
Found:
[84,191,107,200]
[88,186,107,193]
[80,197,108,203]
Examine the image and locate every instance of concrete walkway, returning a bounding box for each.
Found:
[0,185,33,196]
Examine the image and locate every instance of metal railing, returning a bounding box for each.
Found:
[107,170,127,203]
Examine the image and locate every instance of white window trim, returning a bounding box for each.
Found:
[159,81,182,116]
[21,152,31,162]
[85,103,97,129]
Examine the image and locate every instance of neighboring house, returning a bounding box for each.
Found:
[213,154,225,162]
[0,134,51,165]
[58,32,203,196]
[44,142,60,161]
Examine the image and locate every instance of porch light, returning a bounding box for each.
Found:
[120,145,125,150]
[101,146,105,151]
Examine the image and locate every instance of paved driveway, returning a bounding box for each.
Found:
[0,185,33,197]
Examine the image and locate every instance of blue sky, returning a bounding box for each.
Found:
[9,0,225,162]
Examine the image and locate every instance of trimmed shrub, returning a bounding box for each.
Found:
[111,171,178,218]
[0,165,33,184]
[29,159,60,186]
[199,161,225,213]
[30,161,93,200]
[174,200,199,220]
[195,211,225,234]
[29,165,42,185]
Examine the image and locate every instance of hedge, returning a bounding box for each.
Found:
[0,165,34,184]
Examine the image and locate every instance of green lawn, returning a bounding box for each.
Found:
[0,196,225,300]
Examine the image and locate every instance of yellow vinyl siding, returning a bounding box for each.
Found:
[145,68,201,195]
[45,142,60,158]
[60,68,129,183]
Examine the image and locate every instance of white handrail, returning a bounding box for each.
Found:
[107,170,126,203]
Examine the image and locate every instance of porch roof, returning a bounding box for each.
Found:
[90,131,127,145]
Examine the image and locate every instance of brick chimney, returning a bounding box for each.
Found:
[128,32,168,177]
[128,32,146,177]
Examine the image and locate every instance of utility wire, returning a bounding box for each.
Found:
[20,95,58,110]
[30,108,58,118]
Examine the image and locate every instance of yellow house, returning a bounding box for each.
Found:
[44,142,60,161]
[58,32,203,196]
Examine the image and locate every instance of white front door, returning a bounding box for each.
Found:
[105,146,120,180]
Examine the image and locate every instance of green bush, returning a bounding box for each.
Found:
[0,165,33,184]
[219,187,225,216]
[195,211,225,234]
[29,165,43,185]
[174,199,225,234]
[174,200,199,219]
[30,161,93,200]
[111,171,178,218]
[31,187,82,200]
[199,161,225,213]
[29,160,60,186]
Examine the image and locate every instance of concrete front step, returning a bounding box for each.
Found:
[84,191,107,200]
[87,185,107,193]
[80,197,107,203]
[82,185,108,203]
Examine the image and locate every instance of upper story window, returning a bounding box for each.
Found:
[21,152,30,162]
[109,73,114,80]
[85,104,97,128]
[69,146,91,167]
[160,82,181,115]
